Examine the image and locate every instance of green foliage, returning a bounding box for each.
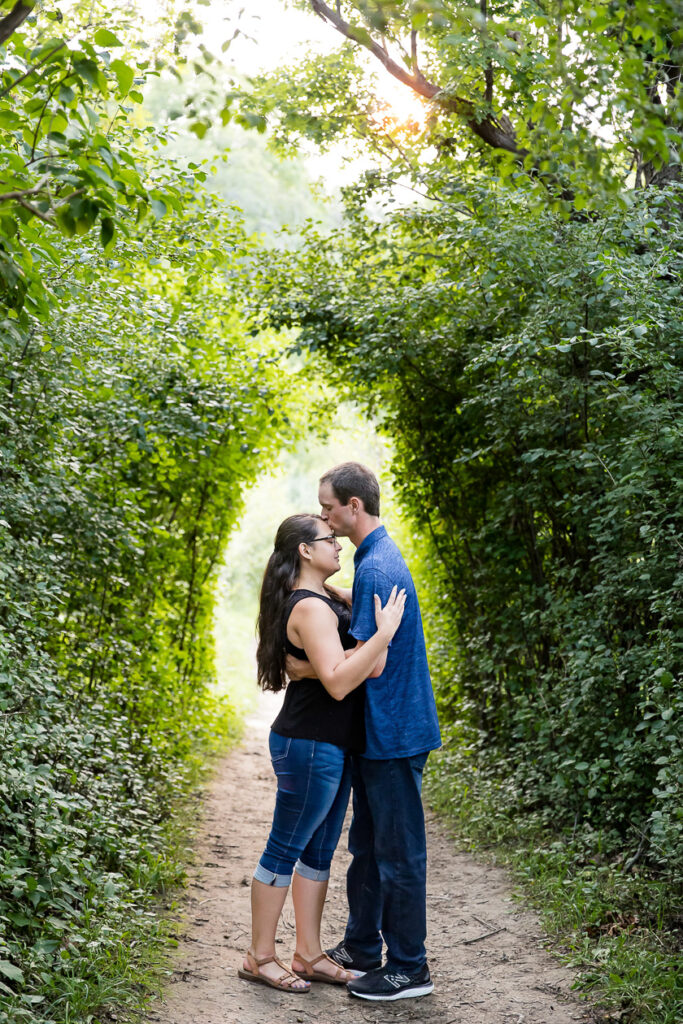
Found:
[252,177,683,1015]
[247,0,683,210]
[0,2,155,286]
[0,7,303,1021]
[427,751,683,1023]
[0,186,294,1019]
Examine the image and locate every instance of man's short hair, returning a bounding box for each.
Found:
[320,462,380,517]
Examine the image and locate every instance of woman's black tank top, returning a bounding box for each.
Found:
[271,589,366,754]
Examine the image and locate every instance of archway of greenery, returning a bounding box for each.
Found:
[1,2,681,1023]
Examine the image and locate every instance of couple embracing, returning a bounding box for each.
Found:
[238,462,441,1002]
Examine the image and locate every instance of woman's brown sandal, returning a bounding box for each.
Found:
[292,951,354,985]
[238,950,311,992]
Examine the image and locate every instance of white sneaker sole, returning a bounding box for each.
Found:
[349,982,434,1001]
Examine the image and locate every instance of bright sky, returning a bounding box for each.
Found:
[136,0,428,190]
[139,0,427,124]
[207,0,337,71]
[136,0,336,70]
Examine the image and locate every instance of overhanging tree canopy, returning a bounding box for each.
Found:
[228,0,683,210]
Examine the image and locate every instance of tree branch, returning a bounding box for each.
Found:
[480,0,493,104]
[0,41,66,99]
[16,196,53,223]
[0,0,34,47]
[30,72,70,162]
[308,0,522,155]
[0,174,49,202]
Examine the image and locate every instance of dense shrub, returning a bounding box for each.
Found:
[254,181,683,876]
[0,187,293,1021]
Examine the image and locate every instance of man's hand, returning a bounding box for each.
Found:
[285,654,314,681]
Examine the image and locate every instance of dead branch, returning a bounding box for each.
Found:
[462,925,506,944]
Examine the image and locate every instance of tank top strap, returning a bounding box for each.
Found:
[288,589,337,609]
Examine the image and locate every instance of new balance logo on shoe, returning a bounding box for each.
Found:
[325,942,381,975]
[386,973,410,988]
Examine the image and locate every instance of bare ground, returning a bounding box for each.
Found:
[146,693,592,1024]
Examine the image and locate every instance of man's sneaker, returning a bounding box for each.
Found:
[347,963,434,1001]
[324,942,382,976]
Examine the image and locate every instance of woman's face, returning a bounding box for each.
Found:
[303,525,342,576]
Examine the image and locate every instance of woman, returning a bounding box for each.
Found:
[239,513,405,993]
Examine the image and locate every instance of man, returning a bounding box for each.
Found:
[318,461,441,1001]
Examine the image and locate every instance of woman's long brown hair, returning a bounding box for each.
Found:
[256,514,323,692]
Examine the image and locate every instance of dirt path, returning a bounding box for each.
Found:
[146,693,591,1024]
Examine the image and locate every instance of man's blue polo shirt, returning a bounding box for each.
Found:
[350,525,441,760]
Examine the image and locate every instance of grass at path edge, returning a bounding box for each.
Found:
[424,741,683,1024]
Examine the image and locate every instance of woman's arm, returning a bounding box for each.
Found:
[286,637,388,683]
[289,588,405,701]
[286,636,388,682]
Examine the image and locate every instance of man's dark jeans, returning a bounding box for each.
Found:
[343,752,429,972]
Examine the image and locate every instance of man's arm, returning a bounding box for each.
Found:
[350,567,398,679]
[285,653,314,680]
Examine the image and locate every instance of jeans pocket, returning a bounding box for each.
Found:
[269,732,292,765]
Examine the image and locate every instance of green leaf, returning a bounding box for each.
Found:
[190,119,210,139]
[100,216,115,248]
[150,198,167,219]
[110,59,134,95]
[235,111,267,133]
[94,28,123,47]
[72,57,99,87]
[0,961,24,984]
[0,109,21,128]
[55,206,77,237]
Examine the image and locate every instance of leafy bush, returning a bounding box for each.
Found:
[0,14,298,1005]
[254,180,683,872]
[0,189,294,1019]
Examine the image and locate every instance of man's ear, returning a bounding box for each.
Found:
[349,497,361,514]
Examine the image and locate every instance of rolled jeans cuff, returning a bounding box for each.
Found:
[294,859,331,882]
[253,863,291,887]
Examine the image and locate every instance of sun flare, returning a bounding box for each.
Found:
[372,79,429,134]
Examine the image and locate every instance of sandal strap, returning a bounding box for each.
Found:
[292,951,315,972]
[271,956,308,988]
[319,952,349,978]
[247,949,276,968]
[293,951,348,978]
[246,950,308,988]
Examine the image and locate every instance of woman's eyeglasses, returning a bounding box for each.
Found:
[309,534,337,544]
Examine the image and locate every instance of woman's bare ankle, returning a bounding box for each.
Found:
[292,945,322,966]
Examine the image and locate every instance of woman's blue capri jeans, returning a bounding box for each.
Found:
[254,732,351,887]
